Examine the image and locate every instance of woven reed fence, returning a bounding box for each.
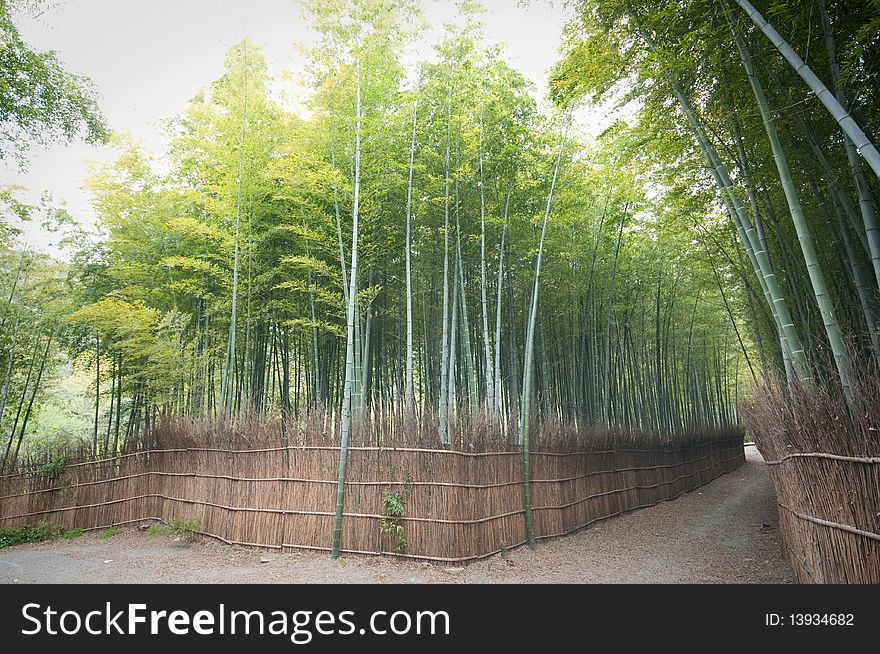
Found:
[763,452,880,583]
[744,375,880,584]
[0,430,745,562]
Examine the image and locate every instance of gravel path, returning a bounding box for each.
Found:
[0,447,792,584]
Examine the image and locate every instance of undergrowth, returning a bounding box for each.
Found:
[0,522,83,548]
[98,526,121,539]
[145,517,201,543]
[379,471,412,553]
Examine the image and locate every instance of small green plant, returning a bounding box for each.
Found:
[382,491,406,518]
[0,522,77,548]
[61,528,84,539]
[168,517,201,543]
[144,518,200,542]
[98,526,121,539]
[379,491,407,553]
[145,523,169,537]
[38,455,68,481]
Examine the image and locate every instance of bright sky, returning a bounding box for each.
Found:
[2,0,578,255]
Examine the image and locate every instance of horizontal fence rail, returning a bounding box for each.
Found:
[0,433,745,562]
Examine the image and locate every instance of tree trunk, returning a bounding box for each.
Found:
[494,180,513,424]
[728,12,855,404]
[331,64,362,559]
[733,0,880,177]
[93,332,100,456]
[520,119,567,548]
[9,334,52,470]
[0,297,23,433]
[818,0,880,291]
[478,113,496,417]
[604,207,626,424]
[1,336,39,472]
[438,63,454,448]
[221,42,249,414]
[628,6,811,387]
[405,98,417,412]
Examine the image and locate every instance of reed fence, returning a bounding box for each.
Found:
[744,375,880,584]
[0,428,745,562]
[762,452,880,583]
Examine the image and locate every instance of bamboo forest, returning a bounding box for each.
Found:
[1,0,878,584]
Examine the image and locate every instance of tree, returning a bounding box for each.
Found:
[732,0,880,178]
[519,116,567,548]
[0,0,106,165]
[0,0,758,555]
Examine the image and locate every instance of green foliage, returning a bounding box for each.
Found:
[167,516,201,537]
[0,0,774,469]
[0,522,81,548]
[0,1,107,164]
[144,517,200,542]
[551,0,880,404]
[38,454,68,480]
[97,526,121,539]
[382,490,406,518]
[0,185,32,243]
[145,524,167,537]
[379,484,409,553]
[550,28,625,107]
[66,297,191,402]
[379,492,406,554]
[1,522,62,547]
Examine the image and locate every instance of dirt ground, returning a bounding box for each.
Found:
[0,447,792,584]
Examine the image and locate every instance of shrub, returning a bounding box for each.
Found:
[0,523,64,548]
[379,491,407,553]
[145,518,201,543]
[167,517,201,542]
[145,524,168,537]
[38,455,68,481]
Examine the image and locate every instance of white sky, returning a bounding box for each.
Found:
[2,0,580,255]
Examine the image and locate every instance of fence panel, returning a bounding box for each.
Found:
[0,433,745,562]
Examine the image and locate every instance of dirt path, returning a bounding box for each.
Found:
[0,447,792,584]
